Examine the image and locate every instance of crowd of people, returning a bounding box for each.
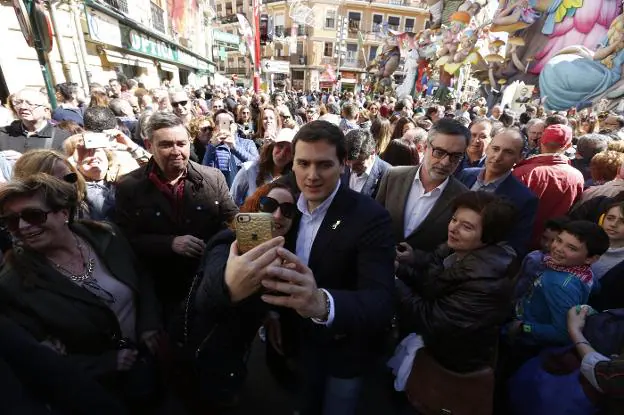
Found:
[0,76,623,415]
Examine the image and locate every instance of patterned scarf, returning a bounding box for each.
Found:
[543,255,594,285]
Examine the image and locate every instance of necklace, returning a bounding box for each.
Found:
[49,234,96,282]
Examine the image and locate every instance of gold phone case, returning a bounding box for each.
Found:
[235,213,274,253]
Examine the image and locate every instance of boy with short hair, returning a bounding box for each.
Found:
[512,217,571,301]
[508,221,609,349]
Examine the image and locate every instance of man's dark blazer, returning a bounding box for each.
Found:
[341,156,391,198]
[285,184,396,381]
[376,165,468,252]
[457,167,538,257]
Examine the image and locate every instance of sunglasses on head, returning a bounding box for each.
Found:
[172,101,188,108]
[259,196,297,219]
[0,208,52,232]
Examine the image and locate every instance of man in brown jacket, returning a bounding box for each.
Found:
[115,111,238,317]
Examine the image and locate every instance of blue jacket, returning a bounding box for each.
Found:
[202,135,259,187]
[515,269,592,346]
[457,167,538,257]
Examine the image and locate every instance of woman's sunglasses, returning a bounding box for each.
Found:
[259,196,297,219]
[172,101,188,108]
[0,208,52,232]
[63,172,78,184]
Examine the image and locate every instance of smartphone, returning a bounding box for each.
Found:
[235,213,274,254]
[83,132,110,149]
[217,118,231,134]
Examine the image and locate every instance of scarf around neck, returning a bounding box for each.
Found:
[543,255,594,286]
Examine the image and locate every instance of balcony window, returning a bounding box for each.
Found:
[372,14,383,32]
[368,46,378,62]
[151,2,165,33]
[297,25,306,36]
[103,0,128,13]
[348,12,361,32]
[387,16,400,31]
[323,42,333,57]
[274,25,285,37]
[405,18,415,33]
[325,10,336,29]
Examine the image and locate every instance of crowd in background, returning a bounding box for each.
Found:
[0,75,623,415]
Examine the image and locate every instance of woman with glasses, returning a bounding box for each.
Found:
[236,105,255,139]
[188,115,214,163]
[13,149,89,217]
[230,128,295,206]
[176,181,297,410]
[0,174,161,411]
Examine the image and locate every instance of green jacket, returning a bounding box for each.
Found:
[0,221,160,377]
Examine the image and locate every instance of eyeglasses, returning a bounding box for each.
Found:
[63,172,78,184]
[0,208,52,232]
[430,146,464,163]
[259,196,297,219]
[200,126,212,134]
[171,101,188,108]
[280,114,291,119]
[11,99,45,109]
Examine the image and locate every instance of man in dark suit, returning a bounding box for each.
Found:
[261,120,395,415]
[376,118,469,258]
[342,129,391,198]
[457,128,538,257]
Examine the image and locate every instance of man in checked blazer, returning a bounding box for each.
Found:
[376,119,469,258]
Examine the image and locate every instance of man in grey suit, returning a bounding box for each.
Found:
[376,118,469,262]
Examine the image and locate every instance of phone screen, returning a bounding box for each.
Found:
[83,133,110,149]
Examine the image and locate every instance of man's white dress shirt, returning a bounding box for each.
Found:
[403,167,449,238]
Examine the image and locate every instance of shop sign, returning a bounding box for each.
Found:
[86,7,122,48]
[213,30,239,45]
[125,28,176,61]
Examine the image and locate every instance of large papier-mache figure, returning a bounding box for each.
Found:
[366,38,401,94]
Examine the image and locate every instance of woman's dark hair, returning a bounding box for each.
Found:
[292,120,346,163]
[451,191,518,245]
[545,114,568,126]
[392,117,414,140]
[560,220,609,257]
[499,109,515,128]
[256,142,292,187]
[544,216,571,233]
[381,138,419,166]
[519,112,531,125]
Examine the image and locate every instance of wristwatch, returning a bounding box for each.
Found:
[312,288,330,323]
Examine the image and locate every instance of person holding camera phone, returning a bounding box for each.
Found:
[202,109,259,187]
[176,181,297,410]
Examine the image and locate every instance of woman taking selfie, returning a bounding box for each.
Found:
[0,174,161,410]
[253,105,281,149]
[230,128,295,206]
[177,181,297,410]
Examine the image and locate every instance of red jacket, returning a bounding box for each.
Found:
[513,154,584,249]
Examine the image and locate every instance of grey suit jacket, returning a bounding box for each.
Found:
[375,165,468,251]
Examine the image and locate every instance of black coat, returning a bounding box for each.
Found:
[396,243,518,373]
[0,221,161,378]
[284,185,396,379]
[114,159,238,309]
[0,316,127,415]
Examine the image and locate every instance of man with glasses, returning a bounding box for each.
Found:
[0,89,71,153]
[170,91,193,125]
[376,118,468,257]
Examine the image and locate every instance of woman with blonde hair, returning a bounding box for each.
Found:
[371,116,393,155]
[253,105,282,149]
[88,90,110,108]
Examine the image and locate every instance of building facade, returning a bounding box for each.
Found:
[0,0,217,103]
[262,0,429,91]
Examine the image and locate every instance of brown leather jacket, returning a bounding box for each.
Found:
[114,159,238,309]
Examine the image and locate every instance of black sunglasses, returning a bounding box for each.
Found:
[0,208,52,232]
[63,172,78,184]
[172,101,188,108]
[259,196,297,219]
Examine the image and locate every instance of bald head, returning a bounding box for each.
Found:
[485,128,524,177]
